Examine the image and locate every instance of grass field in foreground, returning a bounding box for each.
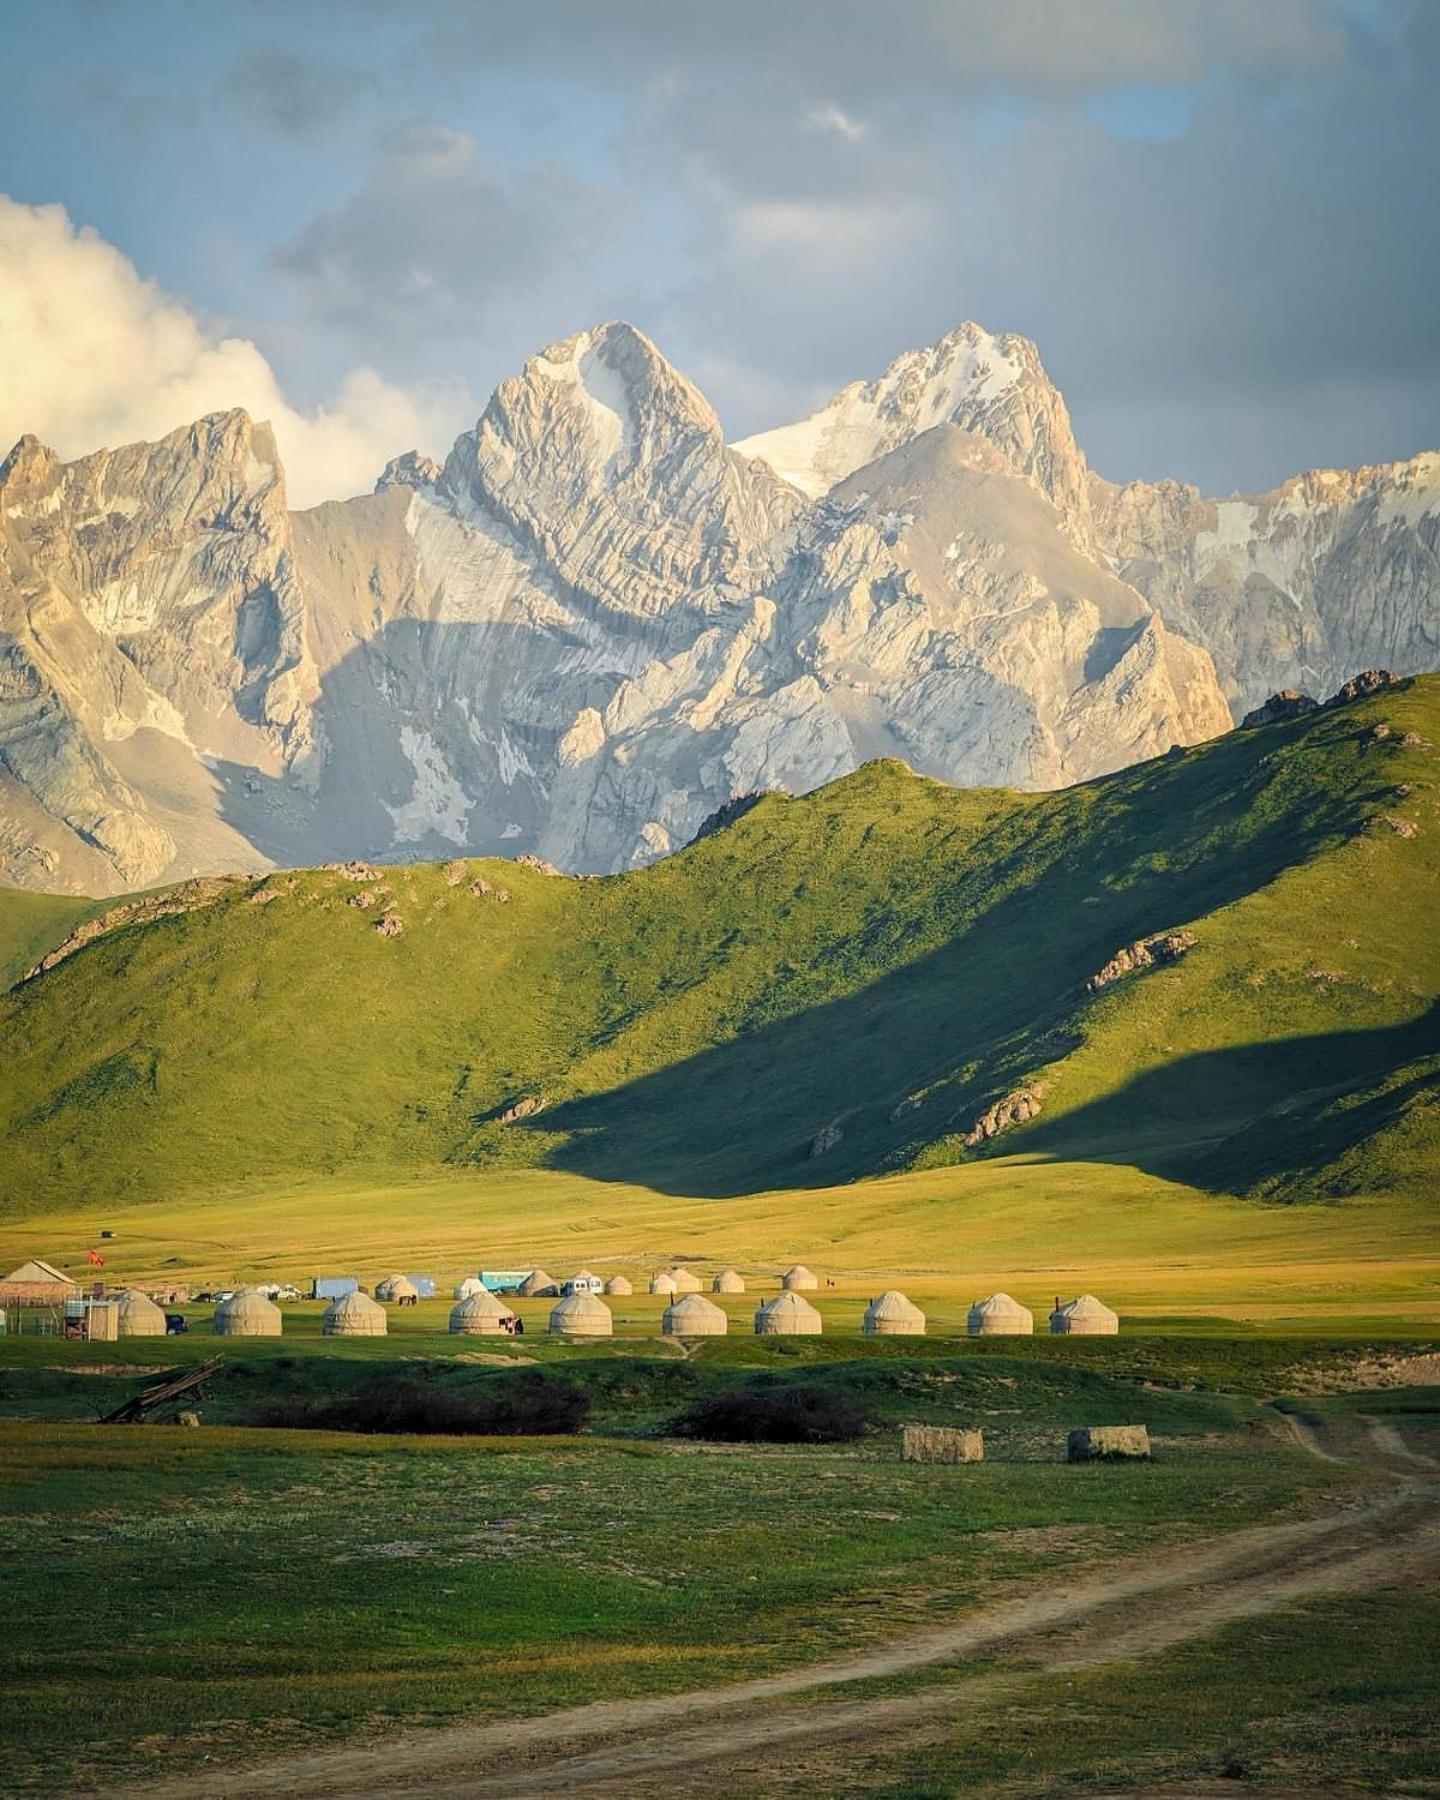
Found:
[0,1399,1395,1794]
[3,1157,1437,1329]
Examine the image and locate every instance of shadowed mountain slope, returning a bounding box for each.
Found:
[0,676,1435,1218]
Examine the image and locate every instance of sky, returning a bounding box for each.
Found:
[1,0,1436,506]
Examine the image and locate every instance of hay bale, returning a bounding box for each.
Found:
[1067,1425,1151,1462]
[902,1425,983,1463]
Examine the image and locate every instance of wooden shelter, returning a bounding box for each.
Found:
[0,1259,77,1307]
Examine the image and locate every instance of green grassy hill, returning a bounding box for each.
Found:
[0,887,100,991]
[1,676,1436,1221]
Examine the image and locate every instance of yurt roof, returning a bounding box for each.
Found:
[1054,1293,1118,1321]
[521,1267,555,1288]
[669,1268,701,1291]
[783,1264,816,1279]
[327,1289,385,1320]
[116,1287,166,1315]
[971,1291,1031,1318]
[604,1275,633,1293]
[452,1288,515,1321]
[455,1276,484,1297]
[571,1268,598,1281]
[664,1293,726,1327]
[713,1268,745,1290]
[650,1271,678,1292]
[219,1288,282,1319]
[551,1292,611,1323]
[757,1291,822,1323]
[379,1273,418,1296]
[5,1258,70,1284]
[865,1289,924,1323]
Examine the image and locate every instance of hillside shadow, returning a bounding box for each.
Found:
[508,708,1400,1196]
[1017,1000,1440,1195]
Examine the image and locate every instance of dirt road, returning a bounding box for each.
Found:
[123,1460,1440,1800]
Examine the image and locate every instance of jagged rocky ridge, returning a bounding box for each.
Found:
[1,320,1436,893]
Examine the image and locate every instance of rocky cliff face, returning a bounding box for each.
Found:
[0,320,1434,893]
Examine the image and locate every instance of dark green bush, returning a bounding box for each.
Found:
[667,1380,871,1443]
[248,1370,591,1436]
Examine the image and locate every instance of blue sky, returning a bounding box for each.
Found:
[2,0,1436,503]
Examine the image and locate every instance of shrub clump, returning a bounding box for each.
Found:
[249,1370,591,1436]
[668,1380,871,1444]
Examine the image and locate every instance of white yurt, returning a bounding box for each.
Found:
[115,1289,167,1337]
[663,1293,728,1336]
[863,1290,926,1336]
[670,1268,702,1293]
[781,1265,819,1291]
[213,1288,282,1337]
[449,1289,517,1335]
[519,1268,558,1297]
[755,1291,823,1336]
[324,1289,387,1337]
[454,1276,484,1300]
[549,1292,613,1338]
[1049,1294,1120,1336]
[375,1274,418,1303]
[649,1271,679,1295]
[604,1275,633,1296]
[967,1292,1034,1337]
[712,1268,745,1294]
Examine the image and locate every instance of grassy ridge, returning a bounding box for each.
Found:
[0,677,1436,1222]
[0,886,98,990]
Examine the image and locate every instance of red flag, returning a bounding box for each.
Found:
[87,1249,105,1266]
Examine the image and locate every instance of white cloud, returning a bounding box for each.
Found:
[806,103,869,143]
[0,196,470,507]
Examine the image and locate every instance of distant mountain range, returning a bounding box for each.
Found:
[1,319,1436,894]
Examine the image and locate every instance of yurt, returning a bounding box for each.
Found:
[519,1268,558,1298]
[450,1288,517,1335]
[1050,1294,1119,1336]
[115,1288,167,1337]
[213,1289,282,1337]
[375,1274,418,1304]
[324,1289,387,1337]
[670,1268,702,1293]
[549,1292,613,1338]
[755,1291,822,1336]
[604,1275,633,1296]
[967,1292,1034,1337]
[712,1268,745,1294]
[663,1293,728,1336]
[454,1276,484,1300]
[863,1290,926,1336]
[649,1271,678,1295]
[782,1265,819,1291]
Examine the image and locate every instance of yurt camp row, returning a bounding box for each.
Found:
[206,1287,1120,1338]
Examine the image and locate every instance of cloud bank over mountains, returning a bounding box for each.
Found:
[0,196,469,508]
